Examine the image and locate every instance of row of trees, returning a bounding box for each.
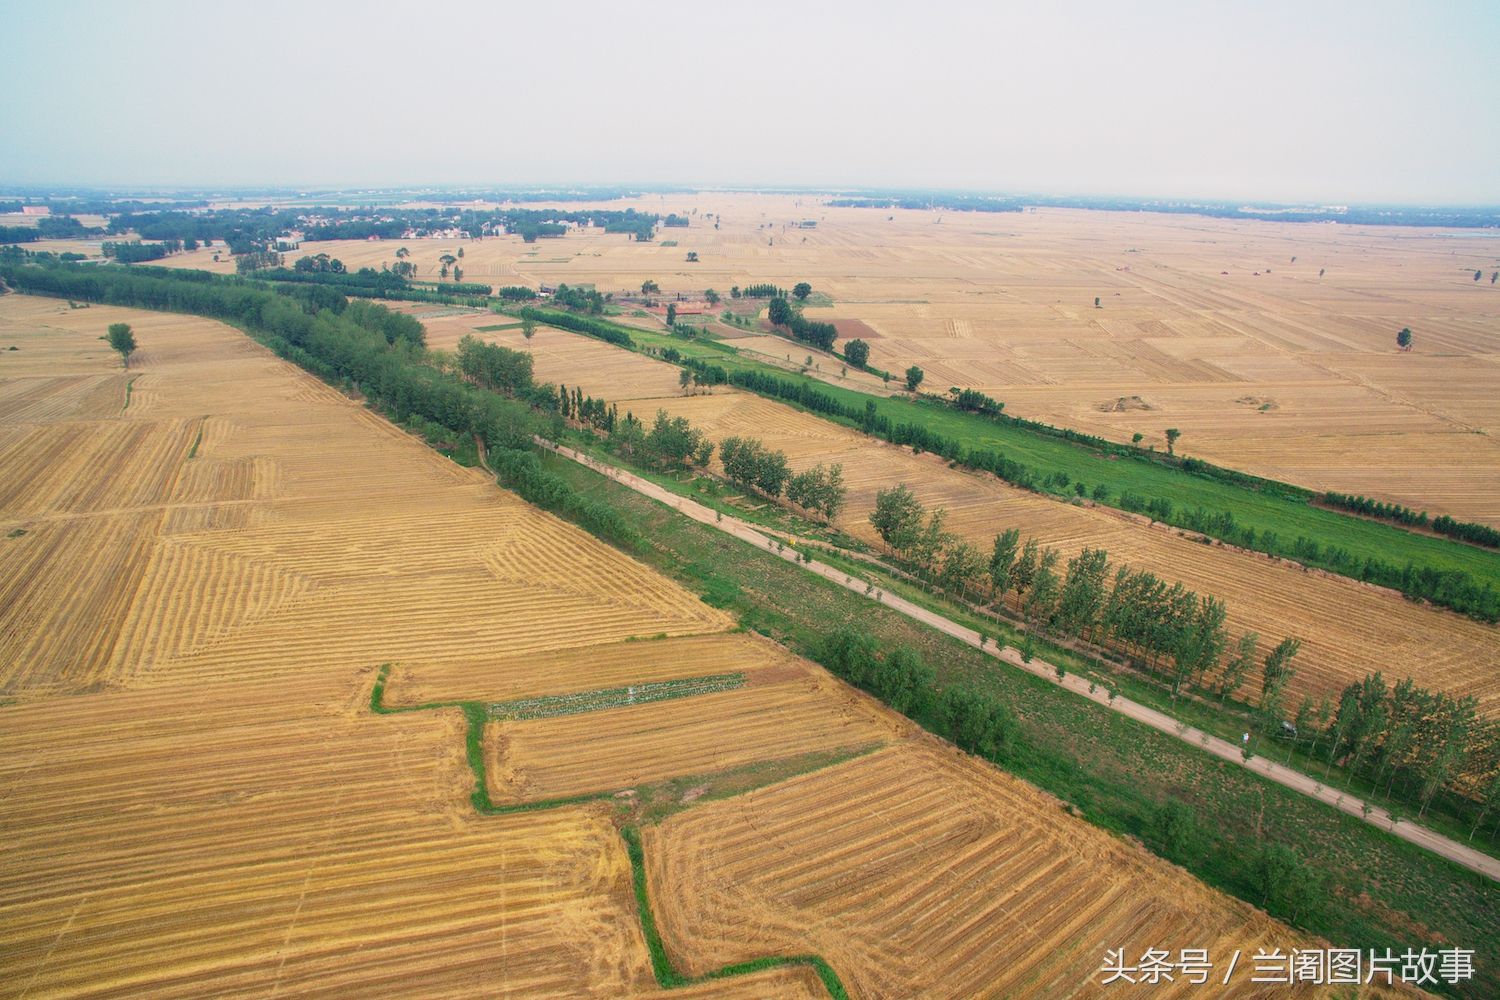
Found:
[817,628,1020,761]
[1322,489,1500,549]
[720,366,1499,622]
[869,484,1300,705]
[738,283,784,298]
[517,306,633,348]
[455,335,533,397]
[868,478,1500,836]
[607,409,714,471]
[766,295,837,351]
[102,240,174,263]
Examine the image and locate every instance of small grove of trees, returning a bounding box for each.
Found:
[816,628,1020,762]
[720,435,791,498]
[293,253,346,274]
[102,240,175,263]
[740,283,784,299]
[785,462,847,521]
[1397,327,1413,351]
[640,279,660,295]
[234,249,284,273]
[557,383,617,432]
[107,322,136,368]
[793,281,812,300]
[1320,671,1488,823]
[456,334,533,396]
[843,338,870,369]
[949,387,1002,415]
[608,409,713,470]
[766,295,837,351]
[870,483,1285,705]
[552,283,607,314]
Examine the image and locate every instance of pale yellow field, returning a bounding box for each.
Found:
[151,193,1500,524]
[621,388,1500,716]
[488,649,907,803]
[648,740,1365,1000]
[412,305,689,401]
[0,291,1386,997]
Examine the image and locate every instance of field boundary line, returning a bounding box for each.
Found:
[369,665,849,997]
[537,436,1500,884]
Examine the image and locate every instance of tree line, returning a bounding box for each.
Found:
[1323,490,1500,549]
[723,366,1498,622]
[18,257,1500,845]
[870,481,1293,700]
[869,479,1500,837]
[517,306,634,348]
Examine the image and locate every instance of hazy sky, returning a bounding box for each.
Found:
[3,0,1497,204]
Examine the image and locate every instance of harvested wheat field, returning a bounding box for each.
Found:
[154,193,1500,524]
[621,387,1500,715]
[645,740,1392,999]
[411,304,688,400]
[0,290,1407,997]
[486,639,908,804]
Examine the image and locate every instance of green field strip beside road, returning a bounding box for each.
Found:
[512,304,1500,611]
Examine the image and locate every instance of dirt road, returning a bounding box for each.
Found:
[539,438,1500,884]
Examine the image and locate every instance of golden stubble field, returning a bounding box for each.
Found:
[151,192,1500,525]
[615,385,1500,718]
[413,306,1500,718]
[0,293,1395,998]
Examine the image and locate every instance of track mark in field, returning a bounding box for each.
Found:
[17,893,89,1000]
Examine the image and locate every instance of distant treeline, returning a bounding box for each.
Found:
[100,205,663,252]
[0,261,563,474]
[0,216,105,243]
[827,195,1023,213]
[823,190,1500,227]
[1030,197,1500,229]
[249,266,493,305]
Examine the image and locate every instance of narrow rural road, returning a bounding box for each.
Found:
[538,438,1500,884]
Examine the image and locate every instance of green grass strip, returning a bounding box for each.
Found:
[186,417,205,459]
[488,673,745,720]
[621,826,847,997]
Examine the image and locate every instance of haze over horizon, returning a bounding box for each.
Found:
[2,0,1497,206]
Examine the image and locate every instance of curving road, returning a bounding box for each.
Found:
[538,437,1500,884]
